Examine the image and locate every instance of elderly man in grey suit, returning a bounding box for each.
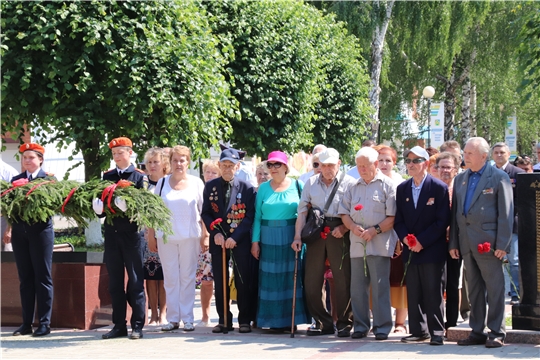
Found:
[339,147,397,340]
[449,137,513,348]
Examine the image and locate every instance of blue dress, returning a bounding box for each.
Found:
[252,179,309,328]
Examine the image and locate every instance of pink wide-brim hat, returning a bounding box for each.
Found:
[267,151,288,165]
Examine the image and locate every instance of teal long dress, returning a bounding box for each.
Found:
[252,179,309,328]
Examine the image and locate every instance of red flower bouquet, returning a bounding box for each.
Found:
[477,241,519,300]
[401,234,417,286]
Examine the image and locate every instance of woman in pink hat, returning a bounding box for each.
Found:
[250,151,309,331]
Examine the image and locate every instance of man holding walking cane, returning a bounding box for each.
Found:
[202,148,255,334]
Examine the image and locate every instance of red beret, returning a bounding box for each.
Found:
[109,137,133,149]
[19,143,45,155]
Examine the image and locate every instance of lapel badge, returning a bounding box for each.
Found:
[213,186,216,191]
[406,198,409,202]
[426,197,435,206]
[210,196,214,200]
[237,193,242,199]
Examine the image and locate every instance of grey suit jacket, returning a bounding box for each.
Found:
[449,163,513,255]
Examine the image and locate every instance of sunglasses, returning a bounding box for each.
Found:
[312,162,320,169]
[266,162,283,169]
[404,158,426,164]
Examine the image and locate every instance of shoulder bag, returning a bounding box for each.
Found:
[300,172,345,245]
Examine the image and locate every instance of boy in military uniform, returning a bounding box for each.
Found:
[92,137,146,340]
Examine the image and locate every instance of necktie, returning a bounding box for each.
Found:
[28,175,32,181]
[225,181,231,207]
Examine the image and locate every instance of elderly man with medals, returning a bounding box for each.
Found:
[201,148,256,334]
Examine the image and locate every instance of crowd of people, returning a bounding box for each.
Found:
[2,136,539,348]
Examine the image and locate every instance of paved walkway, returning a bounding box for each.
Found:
[2,292,539,360]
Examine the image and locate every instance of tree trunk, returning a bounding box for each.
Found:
[81,133,105,182]
[80,133,105,246]
[470,83,477,138]
[482,92,491,144]
[461,76,471,145]
[443,68,456,141]
[367,0,394,141]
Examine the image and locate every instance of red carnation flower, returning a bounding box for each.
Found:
[477,244,484,254]
[405,234,417,248]
[482,242,491,253]
[324,226,331,234]
[354,204,363,211]
[12,178,29,187]
[321,232,328,240]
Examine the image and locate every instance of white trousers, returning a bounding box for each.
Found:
[158,237,199,324]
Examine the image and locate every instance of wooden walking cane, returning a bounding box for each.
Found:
[222,245,228,334]
[291,250,299,338]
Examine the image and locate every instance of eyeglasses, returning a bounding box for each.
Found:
[312,162,320,169]
[404,158,426,164]
[266,162,283,169]
[438,166,455,171]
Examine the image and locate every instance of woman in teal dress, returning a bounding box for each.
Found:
[251,151,309,330]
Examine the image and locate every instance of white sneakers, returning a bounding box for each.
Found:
[161,321,195,332]
[161,322,179,331]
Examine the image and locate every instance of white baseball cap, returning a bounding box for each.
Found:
[405,146,430,160]
[319,148,340,164]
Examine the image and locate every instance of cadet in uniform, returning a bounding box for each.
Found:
[92,137,146,340]
[10,143,56,337]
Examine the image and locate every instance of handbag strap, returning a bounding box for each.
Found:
[158,175,167,196]
[295,179,302,199]
[323,171,345,214]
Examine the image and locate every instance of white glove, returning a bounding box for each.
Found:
[114,197,127,212]
[92,198,104,215]
[156,230,164,240]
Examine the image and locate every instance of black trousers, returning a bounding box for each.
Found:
[445,254,462,329]
[104,227,145,330]
[211,246,252,327]
[406,261,446,337]
[11,220,54,326]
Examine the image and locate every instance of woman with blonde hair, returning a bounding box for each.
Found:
[143,147,170,325]
[149,146,206,332]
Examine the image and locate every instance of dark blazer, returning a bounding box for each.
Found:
[394,174,450,264]
[201,177,255,255]
[500,162,523,233]
[102,164,145,232]
[449,164,513,255]
[11,168,54,182]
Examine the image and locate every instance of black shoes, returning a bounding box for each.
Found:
[337,328,351,338]
[457,336,486,346]
[130,328,143,339]
[33,325,51,337]
[351,332,367,339]
[485,338,504,348]
[13,324,33,336]
[102,328,128,339]
[306,327,334,336]
[429,335,444,345]
[401,333,431,343]
[212,324,234,333]
[375,333,388,341]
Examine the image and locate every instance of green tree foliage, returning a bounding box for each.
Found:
[517,7,540,100]
[201,0,371,158]
[1,0,236,180]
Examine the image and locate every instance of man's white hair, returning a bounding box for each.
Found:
[355,147,379,163]
[313,144,327,154]
[466,137,490,155]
